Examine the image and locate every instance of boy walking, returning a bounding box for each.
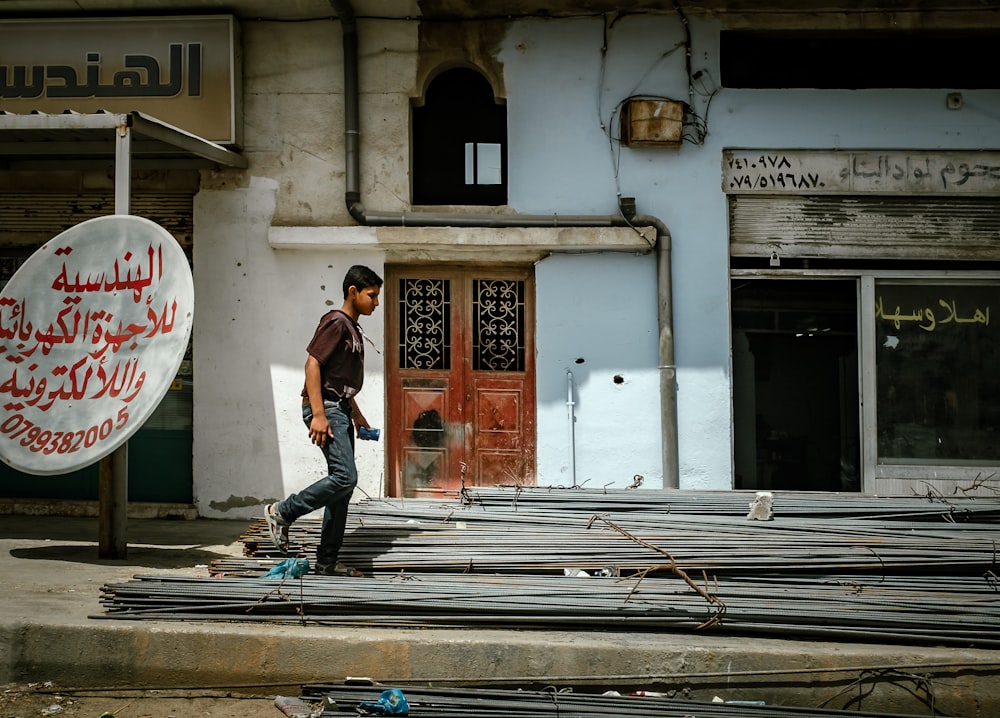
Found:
[265,264,383,576]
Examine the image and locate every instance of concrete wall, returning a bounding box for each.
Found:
[193,18,404,518]
[502,14,734,490]
[193,177,387,517]
[189,10,1000,518]
[535,253,662,489]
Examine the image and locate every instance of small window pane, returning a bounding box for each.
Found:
[476,143,502,185]
[875,281,1000,465]
[464,143,475,185]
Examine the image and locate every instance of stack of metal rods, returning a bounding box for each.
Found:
[394,486,1000,520]
[96,571,1000,647]
[301,682,931,718]
[97,487,1000,647]
[233,498,1000,576]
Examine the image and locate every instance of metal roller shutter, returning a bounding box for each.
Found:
[730,195,1000,261]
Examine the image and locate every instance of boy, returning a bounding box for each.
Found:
[265,264,382,576]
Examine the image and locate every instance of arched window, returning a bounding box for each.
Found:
[412,67,507,206]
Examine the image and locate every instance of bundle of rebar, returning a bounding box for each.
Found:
[362,485,1000,521]
[97,567,1000,647]
[299,682,933,718]
[234,491,1000,577]
[97,487,1000,648]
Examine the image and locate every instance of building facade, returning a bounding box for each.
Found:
[1,1,998,518]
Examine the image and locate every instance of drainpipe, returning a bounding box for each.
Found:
[566,369,577,487]
[328,0,678,488]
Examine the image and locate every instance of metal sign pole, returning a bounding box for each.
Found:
[98,118,133,560]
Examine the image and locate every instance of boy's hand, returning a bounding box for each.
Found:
[309,414,332,446]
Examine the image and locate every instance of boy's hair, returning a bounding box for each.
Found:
[343,264,383,298]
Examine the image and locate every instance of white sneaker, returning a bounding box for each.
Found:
[264,503,290,554]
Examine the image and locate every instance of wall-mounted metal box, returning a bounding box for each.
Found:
[620,99,684,147]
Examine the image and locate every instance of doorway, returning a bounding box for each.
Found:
[732,279,860,492]
[386,265,536,497]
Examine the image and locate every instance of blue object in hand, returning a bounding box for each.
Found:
[359,426,380,441]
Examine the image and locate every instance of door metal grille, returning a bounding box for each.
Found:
[473,278,524,372]
[399,277,451,370]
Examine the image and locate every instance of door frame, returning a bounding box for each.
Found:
[385,263,536,497]
[730,276,861,492]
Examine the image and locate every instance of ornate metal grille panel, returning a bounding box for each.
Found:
[399,277,451,370]
[473,279,524,372]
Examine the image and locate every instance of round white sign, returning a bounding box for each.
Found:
[0,215,194,475]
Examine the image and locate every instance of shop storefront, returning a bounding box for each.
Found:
[727,150,1000,495]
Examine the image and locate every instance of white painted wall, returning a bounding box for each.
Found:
[502,14,735,489]
[535,253,662,488]
[190,18,397,519]
[192,178,386,518]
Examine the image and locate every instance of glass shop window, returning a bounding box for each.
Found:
[412,67,507,206]
[875,281,1000,466]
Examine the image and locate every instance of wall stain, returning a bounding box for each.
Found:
[415,16,507,101]
[208,495,269,512]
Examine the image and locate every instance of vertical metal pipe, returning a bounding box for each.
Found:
[334,1,360,213]
[114,116,131,215]
[99,114,132,560]
[566,369,576,487]
[654,228,678,488]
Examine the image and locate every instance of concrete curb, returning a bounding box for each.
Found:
[5,617,1000,715]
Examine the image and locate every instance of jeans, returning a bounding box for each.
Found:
[275,399,357,566]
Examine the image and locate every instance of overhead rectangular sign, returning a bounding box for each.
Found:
[723,150,1000,196]
[0,16,241,145]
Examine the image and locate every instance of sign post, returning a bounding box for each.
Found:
[98,120,133,558]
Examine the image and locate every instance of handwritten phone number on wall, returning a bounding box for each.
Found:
[0,408,128,455]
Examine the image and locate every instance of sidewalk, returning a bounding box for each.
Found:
[2,514,999,716]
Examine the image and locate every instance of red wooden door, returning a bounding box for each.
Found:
[386,266,536,497]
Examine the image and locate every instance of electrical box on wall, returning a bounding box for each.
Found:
[620,99,684,148]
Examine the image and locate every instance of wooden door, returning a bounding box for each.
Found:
[386,266,536,497]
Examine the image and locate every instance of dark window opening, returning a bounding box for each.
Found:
[412,67,507,205]
[732,279,860,492]
[721,31,1000,89]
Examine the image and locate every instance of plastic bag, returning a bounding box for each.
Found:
[262,557,310,579]
[357,688,409,715]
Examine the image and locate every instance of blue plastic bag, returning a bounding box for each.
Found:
[357,688,409,715]
[262,557,310,579]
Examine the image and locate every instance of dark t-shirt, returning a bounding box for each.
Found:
[301,309,365,402]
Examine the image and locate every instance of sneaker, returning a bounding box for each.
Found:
[264,502,290,554]
[315,562,363,577]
